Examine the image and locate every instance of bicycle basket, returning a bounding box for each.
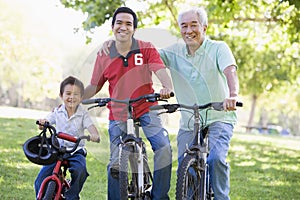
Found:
[23,134,59,165]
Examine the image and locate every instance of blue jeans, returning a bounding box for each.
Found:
[34,149,89,200]
[107,111,172,200]
[177,122,233,200]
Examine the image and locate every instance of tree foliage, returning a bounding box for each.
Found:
[59,0,299,97]
[0,0,62,107]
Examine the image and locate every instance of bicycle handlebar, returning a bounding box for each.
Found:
[82,92,174,109]
[150,101,243,113]
[36,121,97,153]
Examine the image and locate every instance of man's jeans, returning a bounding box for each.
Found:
[177,122,233,200]
[107,111,172,200]
[34,150,88,200]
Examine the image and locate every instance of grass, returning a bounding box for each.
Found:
[0,117,299,199]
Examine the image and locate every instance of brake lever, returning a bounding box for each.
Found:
[88,105,99,110]
[157,111,167,116]
[159,99,168,102]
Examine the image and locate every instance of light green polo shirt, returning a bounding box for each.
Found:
[159,38,237,130]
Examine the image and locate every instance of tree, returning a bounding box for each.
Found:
[0,0,62,107]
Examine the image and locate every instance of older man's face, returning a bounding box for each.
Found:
[179,11,207,48]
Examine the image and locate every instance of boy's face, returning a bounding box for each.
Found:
[112,12,135,42]
[60,84,82,110]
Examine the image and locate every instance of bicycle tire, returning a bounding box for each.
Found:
[120,144,137,200]
[142,147,153,200]
[176,154,206,200]
[42,180,57,200]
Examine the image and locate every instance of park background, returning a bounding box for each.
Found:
[0,0,299,199]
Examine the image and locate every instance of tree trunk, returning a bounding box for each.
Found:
[246,94,257,133]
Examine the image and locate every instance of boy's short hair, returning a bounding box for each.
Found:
[60,76,84,97]
[111,6,138,28]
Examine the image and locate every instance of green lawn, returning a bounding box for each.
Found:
[0,117,299,199]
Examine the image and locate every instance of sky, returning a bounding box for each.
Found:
[2,0,179,56]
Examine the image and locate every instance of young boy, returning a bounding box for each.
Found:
[34,76,100,199]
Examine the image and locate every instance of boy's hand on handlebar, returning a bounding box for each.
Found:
[88,125,101,143]
[223,97,239,111]
[37,119,48,130]
[90,134,100,143]
[159,88,173,99]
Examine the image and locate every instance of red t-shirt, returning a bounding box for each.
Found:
[91,38,165,121]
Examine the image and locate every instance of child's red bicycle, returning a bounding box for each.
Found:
[23,121,97,200]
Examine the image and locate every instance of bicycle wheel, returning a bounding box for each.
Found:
[42,180,56,200]
[120,144,138,200]
[176,154,206,200]
[142,148,153,200]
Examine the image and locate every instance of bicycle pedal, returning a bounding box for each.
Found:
[145,185,152,194]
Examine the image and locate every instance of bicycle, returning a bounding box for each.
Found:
[23,121,98,200]
[150,101,242,200]
[82,93,173,200]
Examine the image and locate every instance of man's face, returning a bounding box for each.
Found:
[179,11,207,48]
[112,12,135,42]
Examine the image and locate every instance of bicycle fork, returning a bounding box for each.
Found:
[125,118,146,198]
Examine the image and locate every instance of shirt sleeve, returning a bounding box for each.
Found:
[82,111,94,130]
[217,42,237,72]
[158,48,170,67]
[45,108,57,125]
[90,53,107,87]
[144,42,166,72]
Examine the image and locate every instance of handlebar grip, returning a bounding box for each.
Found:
[236,102,243,107]
[82,99,98,104]
[83,135,90,141]
[150,105,165,110]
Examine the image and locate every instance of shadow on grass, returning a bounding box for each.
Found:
[229,134,300,200]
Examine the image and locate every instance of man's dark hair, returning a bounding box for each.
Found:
[111,6,138,28]
[60,76,84,97]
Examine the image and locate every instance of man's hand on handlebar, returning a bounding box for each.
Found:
[159,88,174,99]
[223,96,239,111]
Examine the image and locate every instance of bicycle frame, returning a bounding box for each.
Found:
[82,93,171,199]
[35,122,90,200]
[121,101,148,198]
[37,159,70,200]
[150,101,242,200]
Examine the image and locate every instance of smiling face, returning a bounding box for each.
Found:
[179,11,207,50]
[60,84,82,111]
[112,12,136,43]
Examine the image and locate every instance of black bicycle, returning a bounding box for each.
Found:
[82,93,173,200]
[151,101,242,200]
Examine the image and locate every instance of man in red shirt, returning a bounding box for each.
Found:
[83,7,173,200]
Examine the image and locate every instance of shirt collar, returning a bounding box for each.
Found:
[57,104,84,117]
[185,37,207,57]
[110,37,140,59]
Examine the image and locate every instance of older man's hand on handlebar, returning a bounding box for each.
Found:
[98,39,114,56]
[223,96,239,111]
